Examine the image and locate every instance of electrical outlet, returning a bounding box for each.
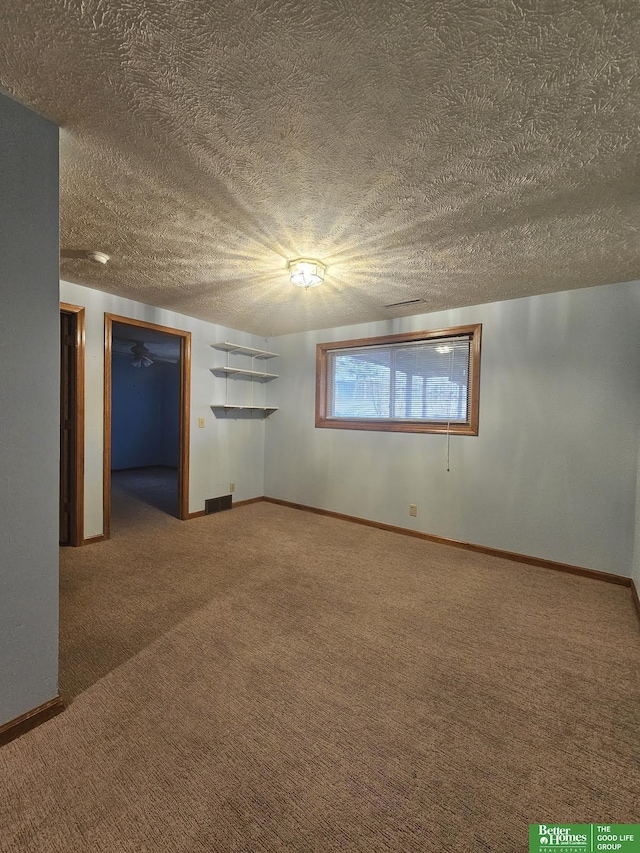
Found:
[198,417,205,428]
[409,504,417,517]
[229,482,236,493]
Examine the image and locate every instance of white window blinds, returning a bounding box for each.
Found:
[327,337,471,423]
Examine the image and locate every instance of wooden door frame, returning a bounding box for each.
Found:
[60,303,85,546]
[103,314,191,538]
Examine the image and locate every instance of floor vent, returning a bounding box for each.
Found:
[205,495,233,515]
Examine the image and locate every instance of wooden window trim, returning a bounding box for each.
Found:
[315,324,481,435]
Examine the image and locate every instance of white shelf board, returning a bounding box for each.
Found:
[210,404,278,411]
[212,341,279,359]
[212,366,278,379]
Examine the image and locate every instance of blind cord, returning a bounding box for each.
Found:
[446,347,454,472]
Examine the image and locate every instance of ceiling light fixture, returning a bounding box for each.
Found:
[86,250,110,265]
[289,258,325,289]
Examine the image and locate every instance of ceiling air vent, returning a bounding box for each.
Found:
[384,298,427,309]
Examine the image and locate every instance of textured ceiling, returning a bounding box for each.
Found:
[1,0,639,336]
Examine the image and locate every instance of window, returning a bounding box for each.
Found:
[316,324,481,435]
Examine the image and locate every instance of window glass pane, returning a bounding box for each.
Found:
[331,350,391,418]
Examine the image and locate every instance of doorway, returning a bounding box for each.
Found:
[59,303,85,546]
[103,314,191,538]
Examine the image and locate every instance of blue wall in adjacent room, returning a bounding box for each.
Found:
[111,357,180,470]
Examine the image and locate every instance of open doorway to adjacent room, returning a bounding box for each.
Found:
[103,315,191,537]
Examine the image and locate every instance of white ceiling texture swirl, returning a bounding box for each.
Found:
[1,0,639,335]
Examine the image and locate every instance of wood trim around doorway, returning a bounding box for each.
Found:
[103,314,192,539]
[60,303,85,546]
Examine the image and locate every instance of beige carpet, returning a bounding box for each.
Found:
[1,497,639,852]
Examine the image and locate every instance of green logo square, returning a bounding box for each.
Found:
[529,825,640,853]
[530,824,591,852]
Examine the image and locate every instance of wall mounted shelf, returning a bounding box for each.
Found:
[211,342,279,416]
[212,366,279,379]
[212,342,278,359]
[210,405,279,412]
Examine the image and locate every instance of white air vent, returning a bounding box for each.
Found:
[384,298,427,309]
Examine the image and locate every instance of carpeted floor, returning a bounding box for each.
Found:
[111,466,178,520]
[1,497,639,852]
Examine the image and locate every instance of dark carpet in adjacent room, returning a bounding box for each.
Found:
[111,465,178,519]
[1,497,638,852]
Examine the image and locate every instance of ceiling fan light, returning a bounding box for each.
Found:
[289,258,325,288]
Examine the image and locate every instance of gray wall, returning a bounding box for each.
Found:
[265,281,640,577]
[0,94,59,725]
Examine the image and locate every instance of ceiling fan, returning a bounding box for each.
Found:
[129,341,156,368]
[112,338,179,368]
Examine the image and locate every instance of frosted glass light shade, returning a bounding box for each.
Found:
[289,259,325,288]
